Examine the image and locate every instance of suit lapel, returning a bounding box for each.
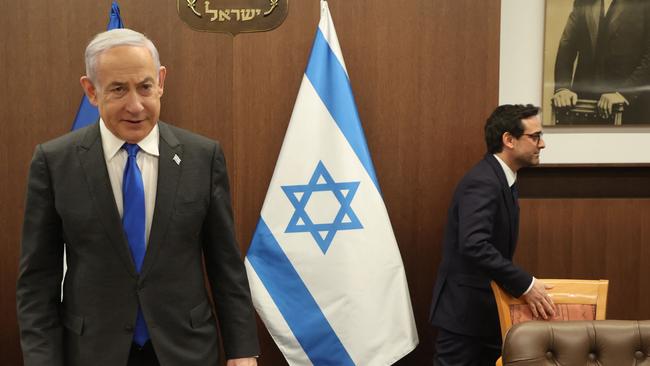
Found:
[140,122,183,277]
[77,124,136,277]
[605,0,624,36]
[485,155,518,256]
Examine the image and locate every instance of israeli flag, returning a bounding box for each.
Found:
[245,2,418,365]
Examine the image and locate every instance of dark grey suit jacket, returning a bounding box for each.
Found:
[555,0,650,122]
[17,122,259,366]
[429,155,532,337]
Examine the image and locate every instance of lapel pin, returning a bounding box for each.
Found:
[173,154,181,165]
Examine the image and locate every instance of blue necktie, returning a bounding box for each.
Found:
[122,143,149,346]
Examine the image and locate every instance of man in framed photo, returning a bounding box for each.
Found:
[551,0,650,124]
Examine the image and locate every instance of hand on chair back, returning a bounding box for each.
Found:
[521,279,556,320]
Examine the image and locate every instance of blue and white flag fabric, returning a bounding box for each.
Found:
[71,1,124,131]
[245,2,418,365]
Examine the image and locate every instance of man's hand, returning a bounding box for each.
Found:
[520,279,556,320]
[226,358,257,366]
[597,92,628,117]
[552,89,578,108]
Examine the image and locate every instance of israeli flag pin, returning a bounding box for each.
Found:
[173,154,181,165]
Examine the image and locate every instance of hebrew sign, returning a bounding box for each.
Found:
[178,0,288,35]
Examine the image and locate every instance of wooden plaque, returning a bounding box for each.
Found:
[177,0,288,35]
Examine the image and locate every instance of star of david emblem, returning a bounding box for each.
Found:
[281,161,363,254]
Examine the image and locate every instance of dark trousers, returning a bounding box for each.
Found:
[127,341,159,366]
[434,328,501,366]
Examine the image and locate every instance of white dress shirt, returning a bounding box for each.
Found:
[493,154,535,295]
[604,0,613,15]
[100,119,159,246]
[493,154,516,188]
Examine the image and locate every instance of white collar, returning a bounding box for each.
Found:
[99,118,160,161]
[493,154,517,187]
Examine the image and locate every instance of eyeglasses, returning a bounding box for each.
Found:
[521,132,544,146]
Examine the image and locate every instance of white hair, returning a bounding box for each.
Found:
[84,28,161,84]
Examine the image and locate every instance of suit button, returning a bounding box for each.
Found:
[635,351,645,360]
[124,325,134,333]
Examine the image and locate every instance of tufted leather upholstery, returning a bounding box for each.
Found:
[502,320,650,365]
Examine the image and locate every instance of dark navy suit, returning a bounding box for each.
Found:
[430,155,532,365]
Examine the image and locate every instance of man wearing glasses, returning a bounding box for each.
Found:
[429,104,555,365]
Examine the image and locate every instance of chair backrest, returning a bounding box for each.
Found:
[551,99,624,125]
[490,279,609,341]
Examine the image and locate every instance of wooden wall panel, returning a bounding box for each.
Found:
[0,2,11,360]
[517,199,650,321]
[519,166,650,198]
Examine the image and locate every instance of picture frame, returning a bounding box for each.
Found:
[542,0,650,127]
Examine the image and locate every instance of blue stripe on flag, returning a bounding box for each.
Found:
[305,29,380,192]
[247,219,355,366]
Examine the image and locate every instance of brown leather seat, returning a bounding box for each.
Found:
[502,320,650,365]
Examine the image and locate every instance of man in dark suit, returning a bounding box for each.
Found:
[16,28,259,366]
[429,105,556,365]
[552,0,650,123]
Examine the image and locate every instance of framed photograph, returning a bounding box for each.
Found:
[542,0,650,127]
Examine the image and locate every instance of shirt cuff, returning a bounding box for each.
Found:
[522,277,536,295]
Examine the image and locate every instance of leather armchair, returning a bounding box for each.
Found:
[502,320,650,365]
